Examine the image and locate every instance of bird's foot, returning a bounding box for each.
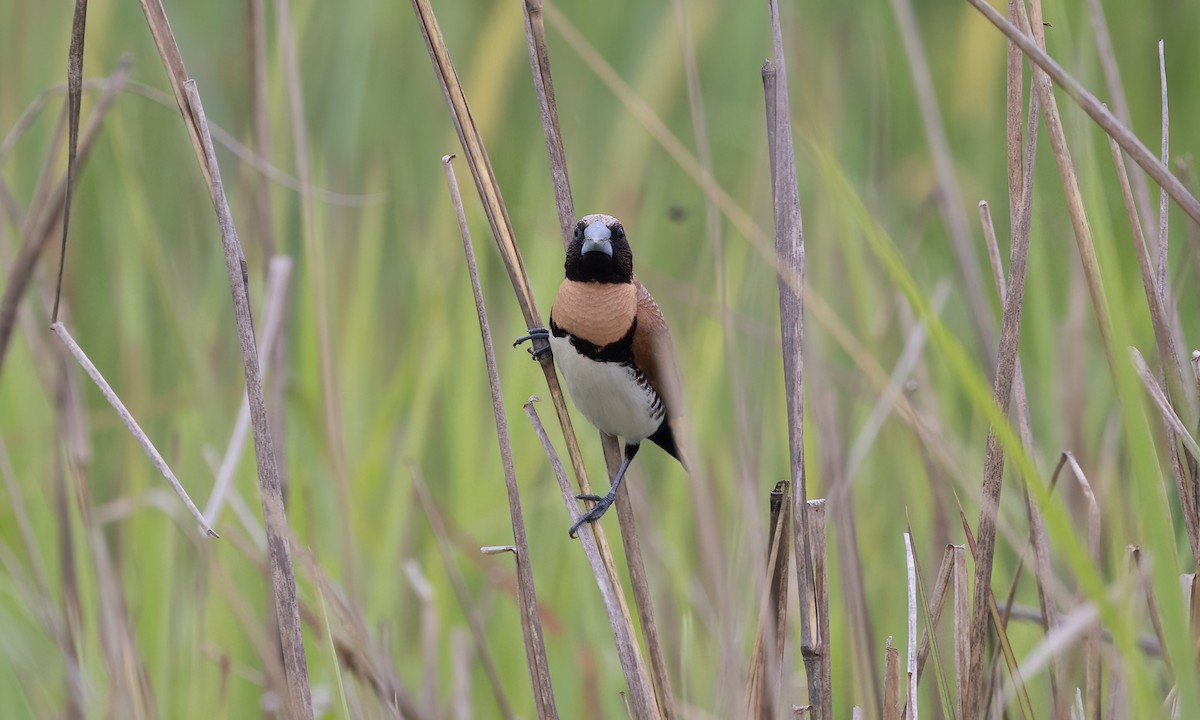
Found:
[513,327,552,360]
[569,491,616,538]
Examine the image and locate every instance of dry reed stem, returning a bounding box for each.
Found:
[1060,454,1101,719]
[979,195,1064,709]
[52,0,88,322]
[524,399,659,718]
[518,4,675,712]
[1084,0,1157,246]
[607,442,676,720]
[443,155,557,719]
[1156,41,1170,303]
[884,638,902,720]
[887,0,996,364]
[410,1,654,713]
[903,533,918,720]
[915,545,954,682]
[966,0,1200,226]
[51,322,216,537]
[766,483,791,695]
[968,1,1096,714]
[0,59,128,378]
[520,0,573,246]
[202,256,292,526]
[763,1,819,715]
[965,75,1037,720]
[954,499,1035,720]
[809,499,830,715]
[1005,0,1023,233]
[184,81,312,718]
[953,545,969,720]
[745,482,792,718]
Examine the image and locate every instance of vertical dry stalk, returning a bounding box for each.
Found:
[51,0,88,322]
[746,482,792,718]
[520,0,574,246]
[886,0,996,364]
[518,4,676,713]
[524,400,659,719]
[763,0,818,715]
[915,545,955,681]
[184,81,312,719]
[1060,454,1101,719]
[963,3,1047,715]
[964,0,1200,225]
[808,499,830,716]
[51,322,216,537]
[607,442,676,720]
[952,545,969,720]
[749,482,795,715]
[884,638,902,720]
[443,155,557,719]
[903,534,918,720]
[954,501,1035,720]
[965,116,1035,720]
[128,4,314,710]
[979,196,1063,709]
[770,484,793,682]
[1155,41,1170,301]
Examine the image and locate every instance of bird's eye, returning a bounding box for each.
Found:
[574,225,583,241]
[614,225,624,240]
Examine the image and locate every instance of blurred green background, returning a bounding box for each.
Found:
[2,0,1199,716]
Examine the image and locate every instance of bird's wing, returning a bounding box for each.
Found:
[631,281,689,467]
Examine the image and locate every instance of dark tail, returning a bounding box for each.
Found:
[647,418,687,471]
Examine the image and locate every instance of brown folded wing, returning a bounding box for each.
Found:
[631,281,689,467]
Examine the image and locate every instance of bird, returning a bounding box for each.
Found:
[515,213,686,537]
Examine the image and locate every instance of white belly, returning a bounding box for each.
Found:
[550,334,663,442]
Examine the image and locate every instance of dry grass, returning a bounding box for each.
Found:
[6,0,1200,717]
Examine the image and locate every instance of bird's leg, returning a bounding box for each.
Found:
[513,327,552,360]
[570,443,640,538]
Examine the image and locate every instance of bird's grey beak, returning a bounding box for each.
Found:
[581,222,613,257]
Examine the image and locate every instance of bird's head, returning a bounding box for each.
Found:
[565,213,634,284]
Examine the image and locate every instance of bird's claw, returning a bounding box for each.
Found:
[569,493,615,538]
[513,328,552,360]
